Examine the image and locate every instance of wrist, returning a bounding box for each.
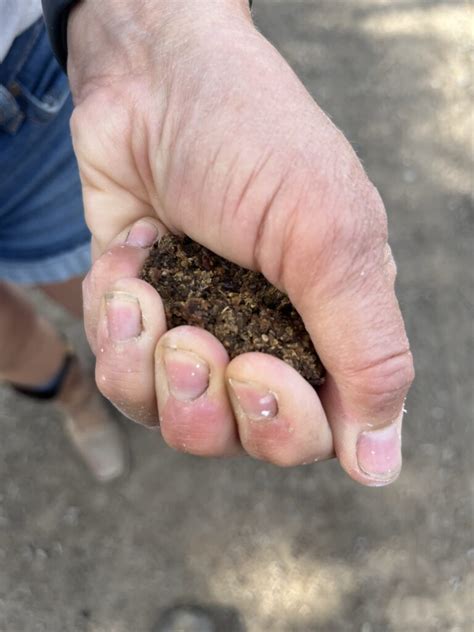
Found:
[67,0,252,100]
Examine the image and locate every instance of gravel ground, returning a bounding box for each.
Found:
[0,1,472,631]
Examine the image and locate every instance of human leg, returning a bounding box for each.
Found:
[0,279,127,481]
[0,280,65,387]
[40,275,84,320]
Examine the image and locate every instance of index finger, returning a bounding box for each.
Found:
[287,198,414,486]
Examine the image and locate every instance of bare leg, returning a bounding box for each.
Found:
[0,279,127,481]
[0,281,65,386]
[40,276,84,320]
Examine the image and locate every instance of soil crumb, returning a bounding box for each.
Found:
[140,235,324,387]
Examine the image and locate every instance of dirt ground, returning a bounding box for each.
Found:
[0,1,472,631]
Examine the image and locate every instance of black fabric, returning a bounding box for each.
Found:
[10,352,74,400]
[42,0,254,74]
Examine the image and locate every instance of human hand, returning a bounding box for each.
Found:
[68,0,414,485]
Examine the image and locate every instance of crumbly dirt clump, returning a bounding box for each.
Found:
[140,235,325,387]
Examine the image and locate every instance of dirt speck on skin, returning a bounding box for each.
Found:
[140,235,325,388]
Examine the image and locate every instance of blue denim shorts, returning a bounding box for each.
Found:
[0,20,91,286]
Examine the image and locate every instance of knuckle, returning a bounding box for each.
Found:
[349,349,415,415]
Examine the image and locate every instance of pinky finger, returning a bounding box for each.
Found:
[95,277,166,427]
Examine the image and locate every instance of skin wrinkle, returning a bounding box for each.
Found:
[149,77,185,233]
[216,150,243,247]
[129,96,162,214]
[247,156,296,282]
[169,88,236,232]
[72,96,155,216]
[226,151,275,268]
[277,174,320,296]
[197,142,226,233]
[252,179,286,275]
[156,74,211,234]
[342,348,414,391]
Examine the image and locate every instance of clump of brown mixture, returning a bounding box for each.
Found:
[140,235,324,388]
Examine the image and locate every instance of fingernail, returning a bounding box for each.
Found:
[126,220,159,248]
[357,422,402,484]
[105,292,142,341]
[228,378,278,421]
[164,348,209,402]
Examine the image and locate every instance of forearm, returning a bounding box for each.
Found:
[67,0,252,101]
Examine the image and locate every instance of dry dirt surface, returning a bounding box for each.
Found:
[0,1,472,631]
